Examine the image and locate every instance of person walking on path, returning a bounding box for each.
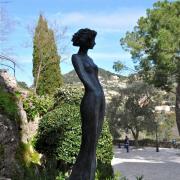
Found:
[124,136,129,153]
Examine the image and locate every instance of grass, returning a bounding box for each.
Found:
[0,87,18,120]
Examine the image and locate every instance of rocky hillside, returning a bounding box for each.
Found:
[63,68,128,102]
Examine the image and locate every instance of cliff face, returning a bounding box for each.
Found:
[0,70,22,178]
[0,114,21,178]
[0,70,32,178]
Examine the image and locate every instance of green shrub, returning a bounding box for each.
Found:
[34,85,114,178]
[136,175,144,180]
[96,161,114,180]
[120,177,128,180]
[35,104,80,161]
[23,93,54,121]
[53,85,83,107]
[96,120,114,180]
[35,103,114,179]
[0,87,18,119]
[56,172,69,180]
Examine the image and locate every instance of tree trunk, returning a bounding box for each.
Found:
[34,50,42,94]
[131,129,139,148]
[176,82,180,135]
[134,133,139,148]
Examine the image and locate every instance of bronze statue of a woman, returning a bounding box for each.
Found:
[69,28,105,180]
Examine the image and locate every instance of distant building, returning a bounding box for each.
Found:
[155,105,171,112]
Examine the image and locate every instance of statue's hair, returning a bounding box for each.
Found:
[72,28,97,47]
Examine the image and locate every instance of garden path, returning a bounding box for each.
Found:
[112,146,180,180]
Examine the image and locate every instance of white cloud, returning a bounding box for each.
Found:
[50,9,146,32]
[90,52,131,61]
[15,55,33,64]
[61,51,131,63]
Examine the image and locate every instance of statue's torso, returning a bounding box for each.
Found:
[72,54,104,96]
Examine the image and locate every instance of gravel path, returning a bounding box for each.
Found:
[112,146,180,180]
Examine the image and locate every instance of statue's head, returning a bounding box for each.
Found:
[72,28,97,49]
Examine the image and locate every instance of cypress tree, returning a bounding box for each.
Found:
[33,15,63,95]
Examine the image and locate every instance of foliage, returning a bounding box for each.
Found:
[97,120,113,164]
[136,175,144,180]
[33,14,63,95]
[32,84,113,178]
[95,120,114,179]
[35,104,81,163]
[118,175,144,180]
[18,81,29,89]
[53,85,83,107]
[107,81,156,146]
[56,172,69,180]
[35,102,113,178]
[16,142,41,167]
[23,93,54,121]
[0,86,18,120]
[15,140,66,180]
[15,142,43,180]
[96,160,114,180]
[156,112,175,141]
[120,177,128,180]
[113,61,124,73]
[121,0,180,90]
[120,0,180,133]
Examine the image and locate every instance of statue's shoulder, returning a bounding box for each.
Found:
[72,54,78,58]
[71,54,78,61]
[72,54,80,63]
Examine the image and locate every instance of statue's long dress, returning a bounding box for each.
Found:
[69,54,105,180]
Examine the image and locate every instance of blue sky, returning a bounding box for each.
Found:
[1,0,159,86]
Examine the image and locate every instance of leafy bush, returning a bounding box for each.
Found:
[34,85,114,178]
[136,175,144,180]
[23,93,54,121]
[96,160,114,180]
[35,104,80,161]
[35,103,114,179]
[96,120,114,180]
[0,87,18,119]
[53,85,83,107]
[56,172,69,180]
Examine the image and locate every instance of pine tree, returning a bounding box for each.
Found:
[119,1,180,134]
[33,15,63,95]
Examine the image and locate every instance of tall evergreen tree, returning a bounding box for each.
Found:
[33,15,63,95]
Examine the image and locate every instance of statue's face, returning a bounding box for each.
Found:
[89,38,96,49]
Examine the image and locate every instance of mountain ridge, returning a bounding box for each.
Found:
[63,68,127,84]
[63,68,128,102]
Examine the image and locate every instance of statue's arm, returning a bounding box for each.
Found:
[72,55,96,91]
